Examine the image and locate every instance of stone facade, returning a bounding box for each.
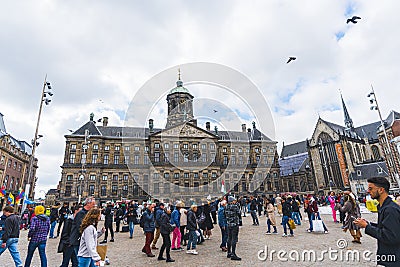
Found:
[58,77,280,205]
[0,113,37,208]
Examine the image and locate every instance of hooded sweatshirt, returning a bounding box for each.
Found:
[28,214,50,242]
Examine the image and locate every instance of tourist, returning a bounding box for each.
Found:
[114,204,124,233]
[249,196,259,225]
[100,201,114,244]
[265,198,277,234]
[281,196,294,237]
[152,202,164,250]
[275,195,282,216]
[77,208,102,266]
[24,205,50,267]
[202,202,214,239]
[179,204,187,247]
[49,204,59,238]
[70,197,96,258]
[328,191,338,223]
[336,193,362,243]
[186,204,198,255]
[306,194,328,233]
[354,177,400,267]
[290,196,301,225]
[57,203,69,238]
[142,203,156,257]
[218,200,228,251]
[0,206,23,267]
[171,202,183,251]
[126,202,138,239]
[225,196,241,261]
[58,204,82,267]
[157,206,175,263]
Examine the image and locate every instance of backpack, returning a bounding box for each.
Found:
[139,214,145,228]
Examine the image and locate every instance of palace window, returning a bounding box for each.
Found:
[103,154,109,164]
[69,153,75,164]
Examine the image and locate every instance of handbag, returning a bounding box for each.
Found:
[288,219,296,230]
[183,231,190,241]
[96,245,107,261]
[167,223,176,233]
[312,219,324,232]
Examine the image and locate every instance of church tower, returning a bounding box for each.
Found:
[166,70,194,128]
[341,93,354,132]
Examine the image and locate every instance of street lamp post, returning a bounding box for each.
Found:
[23,76,53,212]
[78,129,89,204]
[368,85,400,189]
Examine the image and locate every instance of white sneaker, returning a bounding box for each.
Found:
[186,250,193,254]
[324,231,329,234]
[282,234,288,237]
[192,250,198,255]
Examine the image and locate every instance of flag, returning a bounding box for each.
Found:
[15,188,25,205]
[7,192,14,205]
[221,180,226,194]
[0,186,6,197]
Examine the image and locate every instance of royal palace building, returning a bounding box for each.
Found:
[58,76,280,204]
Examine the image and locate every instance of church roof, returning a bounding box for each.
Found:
[350,161,389,180]
[281,140,308,158]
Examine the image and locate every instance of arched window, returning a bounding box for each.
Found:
[347,143,355,163]
[362,146,367,161]
[355,145,362,163]
[371,145,381,160]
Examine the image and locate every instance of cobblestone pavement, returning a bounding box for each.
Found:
[0,211,380,267]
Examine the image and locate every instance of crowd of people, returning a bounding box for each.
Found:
[0,176,399,266]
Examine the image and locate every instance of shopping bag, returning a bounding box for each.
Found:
[96,245,107,261]
[288,219,296,230]
[312,219,324,233]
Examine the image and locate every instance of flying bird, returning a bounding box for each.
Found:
[68,129,74,133]
[347,16,361,24]
[287,57,296,64]
[213,110,218,113]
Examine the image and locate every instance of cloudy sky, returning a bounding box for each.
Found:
[1,0,399,198]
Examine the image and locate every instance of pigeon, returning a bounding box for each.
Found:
[347,16,361,24]
[213,110,218,113]
[97,118,102,122]
[287,57,296,64]
[68,129,74,133]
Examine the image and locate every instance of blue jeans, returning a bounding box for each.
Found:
[186,230,197,250]
[49,221,57,238]
[219,226,228,248]
[292,211,301,225]
[60,245,78,267]
[77,256,95,267]
[0,238,23,267]
[281,216,293,235]
[251,210,259,225]
[24,240,47,267]
[129,221,135,238]
[309,212,328,232]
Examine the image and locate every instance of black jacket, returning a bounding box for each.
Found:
[186,209,197,231]
[58,215,73,252]
[50,208,59,223]
[282,201,292,217]
[365,196,400,267]
[250,199,257,211]
[1,214,20,242]
[69,207,89,246]
[102,206,113,226]
[159,212,172,235]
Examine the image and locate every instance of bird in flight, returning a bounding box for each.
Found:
[347,16,361,24]
[213,110,218,113]
[287,57,296,64]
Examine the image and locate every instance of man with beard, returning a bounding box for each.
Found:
[354,177,400,267]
